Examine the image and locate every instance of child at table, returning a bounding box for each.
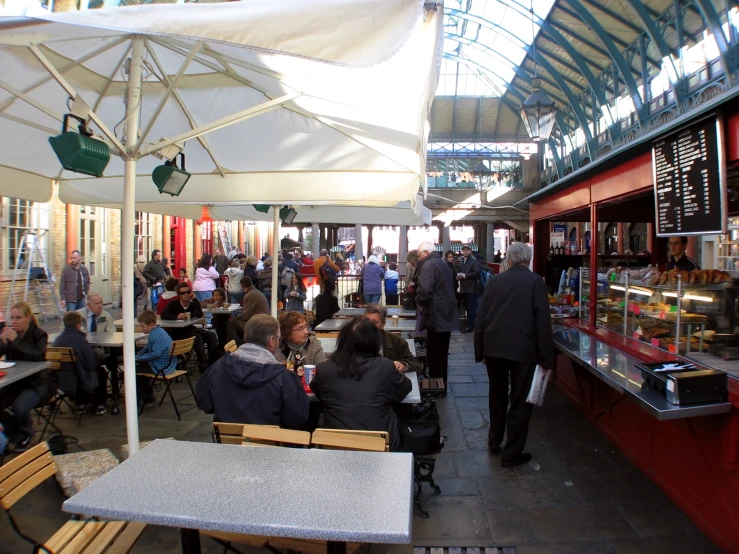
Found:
[135,310,177,406]
[201,287,229,353]
[53,311,108,415]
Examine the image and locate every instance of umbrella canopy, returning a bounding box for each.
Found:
[0,0,441,455]
[0,0,441,204]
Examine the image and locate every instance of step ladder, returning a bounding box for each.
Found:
[6,232,63,322]
[218,222,232,254]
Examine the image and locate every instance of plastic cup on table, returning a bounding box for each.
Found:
[304,365,316,386]
[392,315,399,326]
[185,313,191,322]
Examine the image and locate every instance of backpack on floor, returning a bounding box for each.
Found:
[397,397,443,455]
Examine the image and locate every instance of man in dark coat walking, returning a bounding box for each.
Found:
[415,241,459,394]
[474,242,554,468]
[457,245,482,332]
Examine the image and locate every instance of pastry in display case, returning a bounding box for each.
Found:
[592,266,739,377]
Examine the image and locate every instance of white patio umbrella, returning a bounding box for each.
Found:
[0,0,441,454]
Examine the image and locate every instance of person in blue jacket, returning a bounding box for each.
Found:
[361,254,385,305]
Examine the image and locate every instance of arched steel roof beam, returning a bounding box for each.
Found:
[442,13,595,151]
[693,0,738,75]
[561,0,648,123]
[445,33,577,101]
[443,53,564,175]
[623,0,687,102]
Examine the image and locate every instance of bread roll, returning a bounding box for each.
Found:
[697,270,708,285]
[669,272,678,287]
[712,269,723,284]
[659,271,669,285]
[720,271,731,283]
[688,270,698,284]
[678,270,691,283]
[647,272,662,286]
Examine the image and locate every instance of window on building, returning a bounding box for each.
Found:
[0,197,50,272]
[135,211,153,260]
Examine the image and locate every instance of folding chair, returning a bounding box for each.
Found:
[137,337,198,420]
[312,428,390,452]
[212,422,280,445]
[224,340,237,353]
[0,442,146,554]
[241,425,310,447]
[310,429,387,452]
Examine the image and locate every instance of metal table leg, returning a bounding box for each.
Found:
[180,527,201,554]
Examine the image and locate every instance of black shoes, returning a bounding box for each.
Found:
[14,433,34,452]
[501,452,532,468]
[460,327,473,334]
[488,443,501,454]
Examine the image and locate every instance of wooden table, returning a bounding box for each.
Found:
[64,440,413,554]
[316,318,416,333]
[0,360,50,389]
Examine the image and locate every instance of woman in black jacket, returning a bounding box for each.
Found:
[310,317,411,451]
[0,302,50,450]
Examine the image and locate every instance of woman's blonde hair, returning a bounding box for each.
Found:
[11,301,39,327]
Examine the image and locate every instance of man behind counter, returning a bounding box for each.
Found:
[666,236,700,271]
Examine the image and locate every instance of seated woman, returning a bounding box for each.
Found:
[309,317,411,451]
[156,276,180,315]
[274,311,326,371]
[0,302,51,450]
[53,311,108,415]
[201,287,230,352]
[313,281,340,328]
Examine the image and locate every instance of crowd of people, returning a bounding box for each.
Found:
[1,240,552,471]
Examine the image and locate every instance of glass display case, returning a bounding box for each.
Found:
[591,266,739,378]
[716,217,739,273]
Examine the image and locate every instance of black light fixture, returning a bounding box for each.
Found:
[152,153,191,196]
[470,161,492,190]
[279,206,297,224]
[519,1,557,142]
[48,114,111,177]
[254,205,271,214]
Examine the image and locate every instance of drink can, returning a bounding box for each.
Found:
[185,313,191,321]
[304,365,316,386]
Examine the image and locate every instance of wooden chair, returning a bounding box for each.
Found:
[224,340,237,353]
[312,428,390,452]
[136,337,198,420]
[241,425,311,447]
[0,442,146,554]
[314,332,336,339]
[419,377,446,397]
[212,422,280,445]
[310,429,387,452]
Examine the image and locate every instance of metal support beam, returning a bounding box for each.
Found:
[560,0,648,123]
[693,0,738,76]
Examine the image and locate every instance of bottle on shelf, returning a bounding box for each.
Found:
[549,244,555,257]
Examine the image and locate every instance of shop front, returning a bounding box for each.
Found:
[529,107,739,551]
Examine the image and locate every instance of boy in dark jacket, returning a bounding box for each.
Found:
[53,311,108,415]
[196,314,309,429]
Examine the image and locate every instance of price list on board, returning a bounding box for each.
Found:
[653,116,723,235]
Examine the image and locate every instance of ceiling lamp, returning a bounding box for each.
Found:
[254,205,271,214]
[279,206,298,224]
[199,206,213,224]
[48,114,110,177]
[519,1,557,142]
[470,161,492,190]
[152,153,191,196]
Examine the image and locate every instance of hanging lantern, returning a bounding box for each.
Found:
[199,206,213,224]
[520,79,557,142]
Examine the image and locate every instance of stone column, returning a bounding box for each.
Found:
[486,222,495,262]
[398,225,408,266]
[442,225,451,253]
[367,224,375,254]
[354,223,364,262]
[311,223,320,256]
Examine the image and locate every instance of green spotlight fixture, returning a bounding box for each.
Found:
[279,205,297,224]
[254,205,271,214]
[152,153,191,197]
[48,114,111,177]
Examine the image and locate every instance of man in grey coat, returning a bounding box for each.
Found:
[415,241,459,395]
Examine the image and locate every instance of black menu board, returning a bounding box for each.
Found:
[652,115,726,236]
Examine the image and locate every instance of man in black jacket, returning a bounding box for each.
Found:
[196,314,309,429]
[363,303,422,373]
[474,242,554,468]
[457,245,482,332]
[161,282,219,372]
[142,249,167,286]
[416,242,459,394]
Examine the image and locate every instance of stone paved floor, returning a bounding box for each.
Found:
[0,321,721,554]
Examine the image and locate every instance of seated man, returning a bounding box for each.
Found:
[76,292,120,393]
[364,303,422,373]
[135,310,177,405]
[196,314,309,429]
[53,311,108,414]
[161,281,219,373]
[227,276,269,344]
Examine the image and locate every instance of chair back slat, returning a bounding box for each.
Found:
[314,332,336,338]
[224,340,237,353]
[310,430,387,452]
[212,422,247,444]
[313,428,390,452]
[46,346,76,364]
[0,442,50,483]
[1,463,56,510]
[242,425,311,447]
[171,337,196,357]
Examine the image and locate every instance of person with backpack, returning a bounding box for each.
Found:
[313,249,340,291]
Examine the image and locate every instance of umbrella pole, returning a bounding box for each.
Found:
[122,38,144,456]
[271,205,280,318]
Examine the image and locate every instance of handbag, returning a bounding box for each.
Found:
[397,397,443,455]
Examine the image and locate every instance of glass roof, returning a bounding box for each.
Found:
[440,0,557,97]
